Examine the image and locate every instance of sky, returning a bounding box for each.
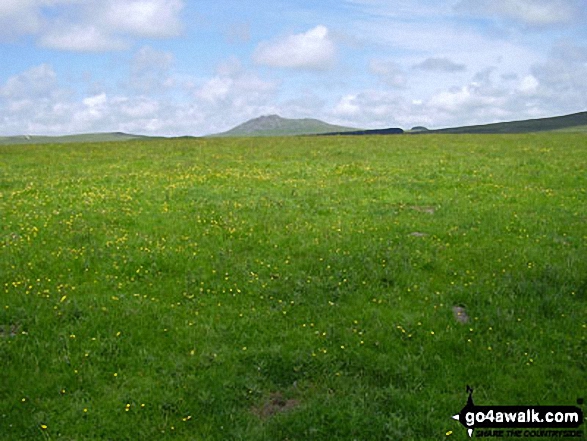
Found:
[0,0,586,136]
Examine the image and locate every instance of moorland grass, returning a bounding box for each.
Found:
[1,134,586,440]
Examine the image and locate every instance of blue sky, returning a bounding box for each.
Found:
[0,0,586,136]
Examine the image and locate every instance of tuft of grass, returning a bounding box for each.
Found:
[1,134,586,440]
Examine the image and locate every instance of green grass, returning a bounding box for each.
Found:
[553,125,587,133]
[1,134,586,440]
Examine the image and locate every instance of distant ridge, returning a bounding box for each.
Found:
[0,132,153,146]
[321,127,404,136]
[2,111,585,146]
[424,111,587,134]
[211,114,360,137]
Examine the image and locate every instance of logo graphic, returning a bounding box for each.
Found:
[452,386,584,438]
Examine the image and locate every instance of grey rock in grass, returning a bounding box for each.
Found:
[409,232,428,237]
[452,306,470,324]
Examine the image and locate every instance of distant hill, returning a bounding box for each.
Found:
[321,127,404,136]
[408,126,429,133]
[424,111,587,134]
[211,114,360,137]
[0,132,153,146]
[2,111,585,146]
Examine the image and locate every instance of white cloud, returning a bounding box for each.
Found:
[428,85,504,113]
[329,85,510,131]
[527,42,587,114]
[133,46,174,74]
[519,75,539,94]
[253,25,336,70]
[455,0,584,27]
[333,94,361,117]
[329,89,459,131]
[531,43,587,90]
[336,0,569,128]
[0,0,42,38]
[41,25,128,52]
[369,60,407,88]
[197,77,232,103]
[0,64,58,99]
[280,92,326,119]
[103,0,184,38]
[118,97,160,119]
[345,0,456,19]
[224,22,251,44]
[329,49,582,131]
[0,0,84,39]
[129,46,175,93]
[413,57,466,72]
[331,90,409,128]
[0,58,280,137]
[2,0,184,51]
[194,59,278,130]
[345,3,543,105]
[0,63,78,135]
[347,13,541,89]
[0,0,33,15]
[83,93,107,108]
[80,93,108,121]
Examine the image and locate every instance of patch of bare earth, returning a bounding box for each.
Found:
[0,324,21,338]
[409,205,436,214]
[252,392,300,419]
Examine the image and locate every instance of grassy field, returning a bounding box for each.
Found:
[1,134,586,440]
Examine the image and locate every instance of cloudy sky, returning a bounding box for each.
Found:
[0,0,586,136]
